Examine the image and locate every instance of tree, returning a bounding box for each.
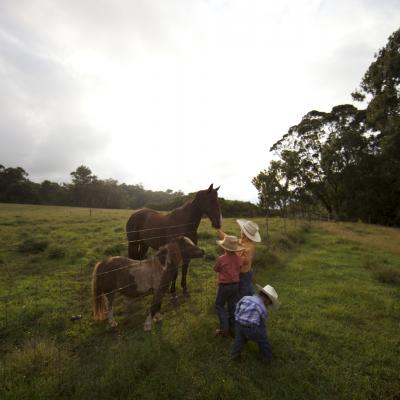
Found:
[39,180,67,205]
[268,105,372,219]
[252,159,292,215]
[253,103,384,221]
[70,165,97,185]
[70,165,97,207]
[352,28,400,224]
[0,165,38,204]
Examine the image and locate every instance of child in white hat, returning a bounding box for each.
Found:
[213,235,244,337]
[217,219,261,299]
[231,284,279,362]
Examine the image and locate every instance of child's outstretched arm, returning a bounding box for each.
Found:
[216,229,225,240]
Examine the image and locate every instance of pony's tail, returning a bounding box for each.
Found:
[92,262,106,320]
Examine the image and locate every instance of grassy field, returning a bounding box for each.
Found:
[0,203,399,400]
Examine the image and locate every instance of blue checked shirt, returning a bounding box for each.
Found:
[235,295,268,326]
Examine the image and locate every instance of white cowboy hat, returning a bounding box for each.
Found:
[236,219,261,242]
[256,284,280,310]
[216,235,245,252]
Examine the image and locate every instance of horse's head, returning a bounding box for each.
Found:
[193,184,222,229]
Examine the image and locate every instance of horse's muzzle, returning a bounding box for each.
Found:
[197,248,205,258]
[212,220,221,229]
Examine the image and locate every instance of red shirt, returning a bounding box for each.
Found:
[213,253,242,284]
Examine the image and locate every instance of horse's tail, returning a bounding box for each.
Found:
[92,261,106,320]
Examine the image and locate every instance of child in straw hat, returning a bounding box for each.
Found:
[217,219,261,299]
[213,235,244,337]
[231,284,279,362]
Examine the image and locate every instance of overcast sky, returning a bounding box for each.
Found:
[0,1,399,202]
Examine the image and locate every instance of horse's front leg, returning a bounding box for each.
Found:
[181,261,190,297]
[169,269,179,305]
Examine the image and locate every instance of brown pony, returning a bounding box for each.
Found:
[126,184,221,299]
[92,236,204,331]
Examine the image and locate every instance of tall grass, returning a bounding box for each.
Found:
[0,204,399,399]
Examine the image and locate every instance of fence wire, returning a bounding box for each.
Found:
[0,213,311,395]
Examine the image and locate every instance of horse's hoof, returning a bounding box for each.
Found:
[183,290,190,298]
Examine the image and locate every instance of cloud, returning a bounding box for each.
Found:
[0,25,110,182]
[0,0,399,201]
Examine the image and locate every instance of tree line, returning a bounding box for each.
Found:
[253,28,400,226]
[0,164,261,217]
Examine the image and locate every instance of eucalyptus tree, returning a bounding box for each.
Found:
[264,105,373,219]
[352,27,400,224]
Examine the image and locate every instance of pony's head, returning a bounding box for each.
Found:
[193,184,222,229]
[157,236,204,269]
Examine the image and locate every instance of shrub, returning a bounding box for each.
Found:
[17,238,49,254]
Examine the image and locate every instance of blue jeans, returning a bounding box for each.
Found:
[215,283,239,331]
[231,322,272,361]
[239,271,255,299]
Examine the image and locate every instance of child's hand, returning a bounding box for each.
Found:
[216,229,225,240]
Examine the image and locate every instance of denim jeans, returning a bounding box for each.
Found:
[239,271,255,299]
[231,321,272,361]
[215,283,239,331]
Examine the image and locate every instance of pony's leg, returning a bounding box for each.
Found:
[181,261,190,297]
[151,282,168,322]
[150,299,163,322]
[103,294,118,328]
[143,313,153,332]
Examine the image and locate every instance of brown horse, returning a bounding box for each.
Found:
[92,236,205,331]
[126,184,221,298]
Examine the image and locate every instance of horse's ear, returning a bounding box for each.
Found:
[215,185,220,192]
[208,184,214,192]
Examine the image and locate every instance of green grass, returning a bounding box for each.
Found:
[0,204,399,399]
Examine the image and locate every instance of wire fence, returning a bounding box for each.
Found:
[0,213,314,393]
[1,215,314,337]
[0,224,219,340]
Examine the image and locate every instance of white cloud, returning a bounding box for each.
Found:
[0,0,399,203]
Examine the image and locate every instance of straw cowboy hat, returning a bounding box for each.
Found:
[256,284,280,310]
[236,219,261,242]
[216,235,245,252]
